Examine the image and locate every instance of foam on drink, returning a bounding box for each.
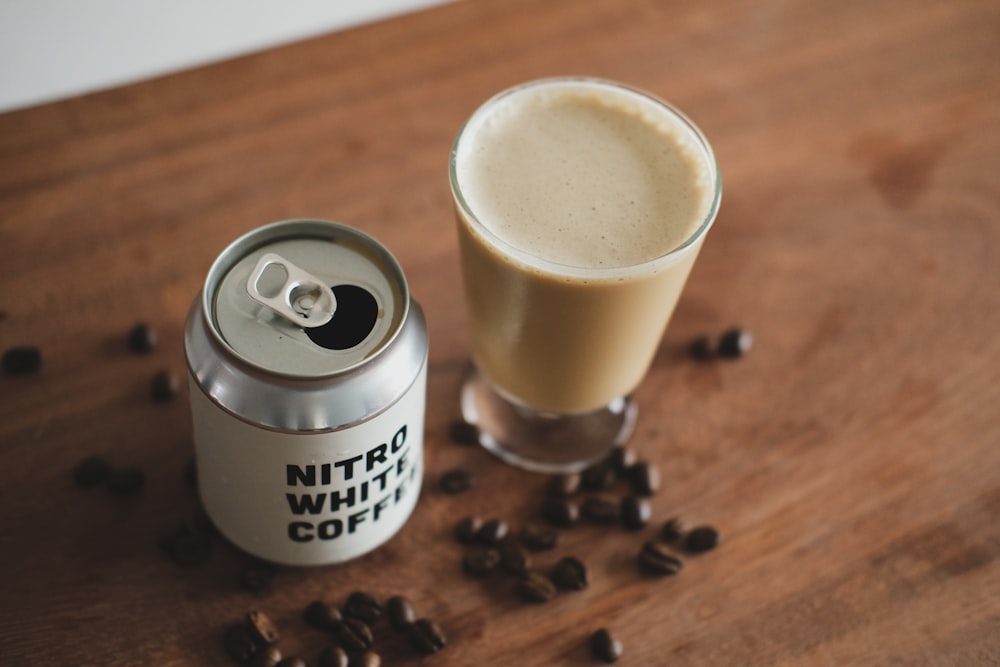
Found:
[453,80,715,276]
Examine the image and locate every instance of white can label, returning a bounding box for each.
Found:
[190,363,426,566]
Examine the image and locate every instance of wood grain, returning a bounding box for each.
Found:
[2,0,999,664]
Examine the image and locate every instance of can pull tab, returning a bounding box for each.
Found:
[246,253,336,328]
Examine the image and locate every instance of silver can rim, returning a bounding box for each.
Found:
[202,218,412,379]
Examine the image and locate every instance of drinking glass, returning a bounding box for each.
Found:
[449,77,721,473]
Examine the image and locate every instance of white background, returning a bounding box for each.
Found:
[0,0,449,113]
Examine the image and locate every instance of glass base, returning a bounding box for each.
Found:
[460,364,637,474]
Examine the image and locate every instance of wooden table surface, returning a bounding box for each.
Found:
[2,0,998,664]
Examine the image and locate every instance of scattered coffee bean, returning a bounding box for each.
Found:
[547,473,581,497]
[518,569,558,603]
[2,346,42,374]
[439,467,474,494]
[183,459,197,487]
[387,595,415,630]
[158,520,212,567]
[551,556,588,591]
[688,334,715,361]
[541,497,579,527]
[304,600,343,631]
[240,562,278,594]
[581,460,617,491]
[151,370,180,402]
[246,609,280,645]
[627,461,660,497]
[350,651,381,667]
[620,495,651,531]
[223,623,258,663]
[335,617,374,652]
[463,547,501,577]
[591,628,623,663]
[249,645,282,667]
[475,518,509,545]
[409,618,447,654]
[275,658,307,667]
[317,646,349,667]
[128,322,158,354]
[582,495,620,524]
[609,446,638,474]
[660,517,685,542]
[344,591,383,624]
[498,537,530,574]
[449,419,480,446]
[684,525,720,553]
[454,516,483,544]
[106,466,145,495]
[638,540,684,576]
[72,455,111,487]
[718,326,753,358]
[519,523,560,551]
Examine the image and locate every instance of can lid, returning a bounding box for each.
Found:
[186,219,428,432]
[205,220,407,378]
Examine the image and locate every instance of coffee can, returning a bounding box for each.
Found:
[184,219,428,566]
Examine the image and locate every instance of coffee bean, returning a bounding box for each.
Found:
[106,466,145,495]
[73,455,111,487]
[246,609,280,645]
[304,600,343,631]
[620,495,651,531]
[275,658,307,667]
[688,334,715,361]
[551,556,588,591]
[518,570,558,603]
[684,525,720,553]
[151,370,180,402]
[317,646,349,667]
[157,520,212,567]
[660,517,685,542]
[2,346,42,374]
[475,518,509,545]
[223,623,258,663]
[718,326,753,358]
[591,628,623,663]
[609,446,638,474]
[128,322,158,354]
[454,516,483,544]
[239,563,278,594]
[439,467,474,494]
[449,420,480,446]
[627,461,660,497]
[335,617,374,652]
[249,645,282,667]
[638,540,684,576]
[581,460,617,491]
[409,618,447,654]
[387,595,415,630]
[344,591,383,624]
[183,459,197,487]
[518,523,560,551]
[351,651,381,667]
[547,473,581,497]
[582,495,619,523]
[463,547,501,577]
[498,537,530,574]
[541,497,579,527]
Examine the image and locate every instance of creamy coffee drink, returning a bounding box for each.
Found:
[451,78,719,414]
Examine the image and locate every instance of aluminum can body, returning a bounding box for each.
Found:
[184,219,428,566]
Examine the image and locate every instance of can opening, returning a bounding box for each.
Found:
[305,284,380,350]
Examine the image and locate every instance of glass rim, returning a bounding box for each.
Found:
[448,76,722,279]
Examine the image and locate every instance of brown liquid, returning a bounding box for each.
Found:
[452,79,718,413]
